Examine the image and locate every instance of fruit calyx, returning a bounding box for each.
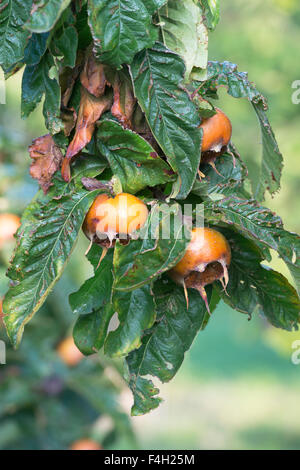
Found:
[82,192,148,263]
[170,227,231,313]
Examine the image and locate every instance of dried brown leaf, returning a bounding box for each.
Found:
[61,107,77,136]
[80,54,107,98]
[29,134,63,194]
[111,76,136,129]
[61,88,113,181]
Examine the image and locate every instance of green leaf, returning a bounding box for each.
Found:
[71,245,115,355]
[159,0,208,82]
[24,33,50,65]
[131,43,202,199]
[144,0,167,14]
[25,0,72,33]
[216,229,300,331]
[199,0,220,31]
[104,284,156,357]
[3,159,104,347]
[69,246,114,316]
[96,119,175,193]
[192,151,250,200]
[126,278,212,415]
[88,0,158,67]
[0,0,32,70]
[50,25,78,68]
[113,201,191,291]
[204,196,300,295]
[21,52,63,134]
[203,61,283,201]
[73,304,114,355]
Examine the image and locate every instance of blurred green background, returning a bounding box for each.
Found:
[0,0,299,450]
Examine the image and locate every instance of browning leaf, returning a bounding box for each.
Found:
[111,75,136,128]
[80,53,107,98]
[60,50,84,108]
[60,107,77,136]
[61,87,113,181]
[29,134,63,194]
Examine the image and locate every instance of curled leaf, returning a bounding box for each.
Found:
[29,134,63,193]
[80,53,108,97]
[60,107,77,136]
[61,87,113,181]
[111,75,136,128]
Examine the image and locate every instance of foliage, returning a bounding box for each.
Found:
[0,300,134,450]
[1,0,299,417]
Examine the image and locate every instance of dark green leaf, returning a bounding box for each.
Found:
[25,0,72,33]
[113,201,191,291]
[204,196,300,295]
[217,229,300,331]
[21,52,62,134]
[203,61,283,201]
[192,151,250,200]
[69,247,113,316]
[126,278,212,415]
[88,0,159,67]
[3,159,104,347]
[24,33,49,65]
[96,120,175,193]
[105,284,156,357]
[73,304,114,355]
[51,25,78,68]
[131,43,202,199]
[0,0,32,70]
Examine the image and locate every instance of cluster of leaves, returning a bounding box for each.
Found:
[1,0,299,416]
[0,285,134,450]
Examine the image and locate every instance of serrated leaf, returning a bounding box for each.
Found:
[0,0,32,70]
[69,246,113,316]
[88,0,158,67]
[192,152,250,199]
[113,201,191,291]
[51,25,78,68]
[96,119,175,193]
[29,133,63,194]
[204,196,300,296]
[126,278,212,415]
[131,43,202,199]
[26,0,72,33]
[3,159,105,347]
[203,61,283,201]
[216,229,300,331]
[159,0,208,82]
[24,32,49,66]
[21,52,63,134]
[104,284,156,357]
